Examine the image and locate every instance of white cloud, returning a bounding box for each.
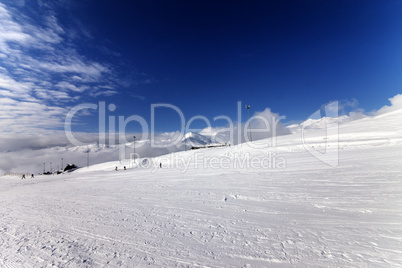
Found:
[45,15,65,35]
[0,72,35,101]
[1,93,401,175]
[197,107,290,145]
[90,85,118,97]
[0,5,32,52]
[0,2,149,176]
[0,3,66,55]
[289,94,402,133]
[0,97,67,132]
[34,61,109,77]
[0,1,118,137]
[252,108,290,136]
[71,75,83,81]
[375,94,402,115]
[34,88,71,100]
[90,90,118,97]
[55,81,88,93]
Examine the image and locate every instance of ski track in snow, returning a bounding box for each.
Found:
[1,142,402,267]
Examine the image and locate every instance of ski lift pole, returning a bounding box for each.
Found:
[133,136,136,166]
[245,105,252,142]
[183,124,186,151]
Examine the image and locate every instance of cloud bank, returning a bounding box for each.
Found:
[1,94,402,175]
[0,1,117,135]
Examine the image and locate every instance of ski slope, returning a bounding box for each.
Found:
[1,110,402,267]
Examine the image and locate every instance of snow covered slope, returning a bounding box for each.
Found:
[0,109,402,267]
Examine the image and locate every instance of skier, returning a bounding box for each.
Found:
[31,174,34,178]
[160,163,162,168]
[21,174,25,179]
[115,166,118,171]
[124,166,126,170]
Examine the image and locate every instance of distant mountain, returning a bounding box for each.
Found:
[3,107,401,175]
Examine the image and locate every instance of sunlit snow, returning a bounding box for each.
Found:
[0,109,401,267]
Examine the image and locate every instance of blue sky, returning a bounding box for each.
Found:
[0,0,401,136]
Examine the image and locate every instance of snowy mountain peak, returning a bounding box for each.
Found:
[183,132,212,146]
[184,132,196,139]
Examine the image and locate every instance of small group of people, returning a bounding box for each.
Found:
[21,174,34,179]
[114,163,163,171]
[115,166,127,171]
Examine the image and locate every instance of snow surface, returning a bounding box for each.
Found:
[1,109,402,267]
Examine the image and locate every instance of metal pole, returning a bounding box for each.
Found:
[61,158,63,172]
[133,136,136,164]
[183,124,186,151]
[245,105,252,142]
[249,108,252,142]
